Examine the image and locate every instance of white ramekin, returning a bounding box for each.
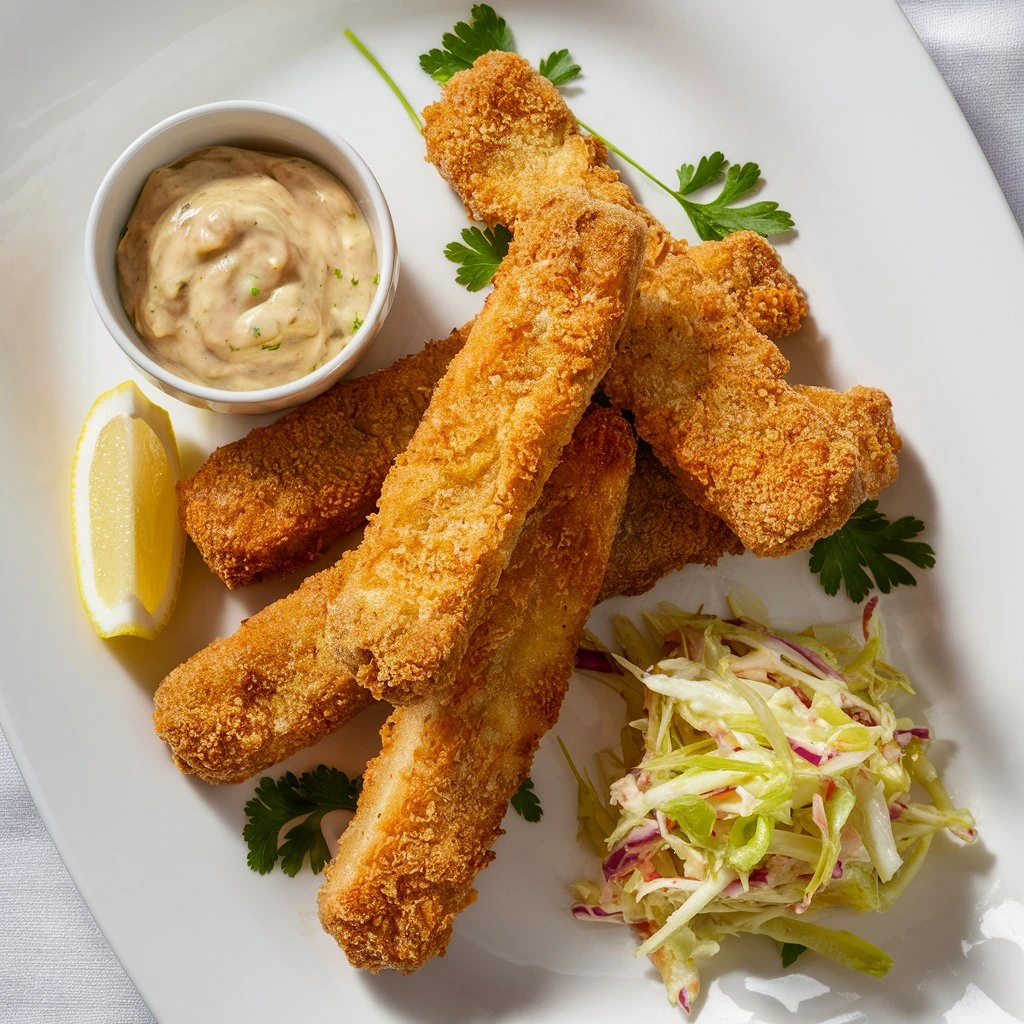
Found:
[85,101,398,415]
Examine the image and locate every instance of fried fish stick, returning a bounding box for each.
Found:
[688,231,807,342]
[422,52,900,557]
[318,407,635,972]
[600,442,742,602]
[152,555,372,784]
[177,328,467,589]
[153,422,725,785]
[327,189,646,704]
[178,239,789,590]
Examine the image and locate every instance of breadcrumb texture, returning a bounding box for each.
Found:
[688,233,807,341]
[175,225,802,592]
[327,188,646,703]
[317,408,635,972]
[152,413,737,785]
[177,330,466,588]
[422,52,900,557]
[600,442,742,601]
[152,556,372,784]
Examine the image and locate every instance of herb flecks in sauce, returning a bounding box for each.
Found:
[117,146,377,390]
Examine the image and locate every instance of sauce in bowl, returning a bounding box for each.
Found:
[117,146,377,391]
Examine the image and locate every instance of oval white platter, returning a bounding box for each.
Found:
[1,1,1023,1021]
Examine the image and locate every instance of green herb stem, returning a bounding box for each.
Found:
[576,118,675,197]
[344,28,423,133]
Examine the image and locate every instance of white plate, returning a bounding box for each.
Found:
[2,1,1023,1021]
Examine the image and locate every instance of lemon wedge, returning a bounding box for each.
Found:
[71,381,185,639]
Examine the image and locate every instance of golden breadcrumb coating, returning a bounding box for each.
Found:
[317,408,635,972]
[326,189,646,704]
[600,442,742,601]
[152,416,735,785]
[688,232,807,341]
[177,236,793,591]
[176,329,466,588]
[422,52,899,557]
[151,556,373,784]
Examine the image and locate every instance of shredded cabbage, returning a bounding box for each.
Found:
[568,600,976,1015]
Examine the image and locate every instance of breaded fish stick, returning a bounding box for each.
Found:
[152,555,371,784]
[318,407,635,972]
[422,52,900,557]
[600,442,741,602]
[177,328,467,588]
[327,189,646,704]
[178,239,794,591]
[688,232,808,342]
[153,418,729,785]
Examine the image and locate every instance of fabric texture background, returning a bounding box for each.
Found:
[1,3,1021,1020]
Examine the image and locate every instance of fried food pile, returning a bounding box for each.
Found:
[155,53,902,977]
[423,52,900,557]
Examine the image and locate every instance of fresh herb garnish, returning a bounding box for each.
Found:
[372,272,380,286]
[343,28,423,132]
[780,942,807,968]
[346,4,795,291]
[250,286,260,296]
[243,766,362,876]
[443,224,512,290]
[674,152,794,241]
[350,275,359,287]
[419,4,514,83]
[538,48,581,87]
[352,314,364,332]
[334,267,342,278]
[809,500,936,603]
[251,326,262,338]
[261,341,282,351]
[510,776,542,822]
[416,6,794,243]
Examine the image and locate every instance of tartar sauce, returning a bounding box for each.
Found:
[117,146,377,391]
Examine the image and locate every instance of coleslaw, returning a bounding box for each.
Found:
[565,591,976,1014]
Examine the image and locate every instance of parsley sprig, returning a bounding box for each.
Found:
[509,776,543,822]
[345,5,794,270]
[413,6,792,243]
[444,224,512,290]
[244,766,362,876]
[244,766,541,876]
[780,942,807,967]
[419,4,514,82]
[809,500,936,604]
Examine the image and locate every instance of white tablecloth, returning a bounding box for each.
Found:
[2,3,1022,1021]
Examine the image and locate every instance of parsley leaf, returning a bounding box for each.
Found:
[780,942,807,968]
[243,766,362,876]
[443,223,513,290]
[674,152,794,241]
[419,4,514,83]
[510,776,542,822]
[538,49,581,87]
[809,500,937,604]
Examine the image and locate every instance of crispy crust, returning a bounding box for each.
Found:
[176,330,467,588]
[176,232,802,591]
[422,52,899,557]
[151,556,373,784]
[317,408,636,971]
[600,442,742,601]
[153,417,736,785]
[326,189,646,704]
[688,232,807,341]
